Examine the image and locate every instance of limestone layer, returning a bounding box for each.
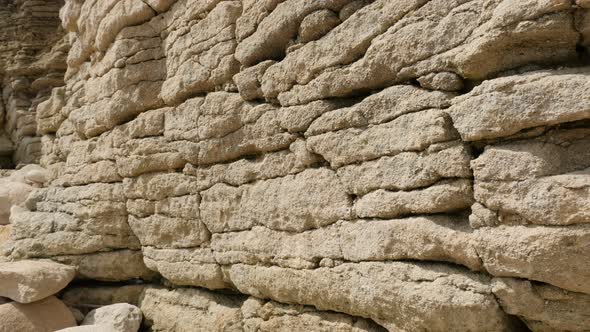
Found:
[2,0,590,331]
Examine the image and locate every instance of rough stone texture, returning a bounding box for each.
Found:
[139,286,386,332]
[417,72,464,91]
[493,278,590,332]
[228,262,522,331]
[258,0,578,106]
[0,296,76,332]
[0,0,67,166]
[0,260,75,303]
[81,303,142,332]
[201,168,353,232]
[2,0,589,331]
[0,164,48,224]
[448,69,590,141]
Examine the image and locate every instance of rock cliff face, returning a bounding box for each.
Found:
[0,0,67,167]
[1,0,590,331]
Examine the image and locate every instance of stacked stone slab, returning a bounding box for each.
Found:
[2,0,590,330]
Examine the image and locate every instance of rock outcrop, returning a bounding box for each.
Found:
[1,0,589,331]
[0,0,67,167]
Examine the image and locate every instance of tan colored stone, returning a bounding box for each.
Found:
[8,210,139,259]
[233,60,276,101]
[475,224,590,295]
[139,286,244,332]
[493,278,590,332]
[70,76,165,139]
[211,216,482,271]
[337,142,471,195]
[0,225,10,249]
[257,0,428,101]
[475,169,590,227]
[160,1,241,105]
[68,306,85,324]
[417,72,464,91]
[6,0,590,331]
[576,7,590,48]
[243,298,385,332]
[0,260,75,303]
[94,0,155,52]
[37,87,66,135]
[200,168,353,232]
[469,203,499,229]
[139,286,384,332]
[143,0,176,13]
[228,262,521,331]
[163,94,301,166]
[142,247,228,289]
[0,165,49,224]
[235,0,353,66]
[449,69,590,141]
[338,0,371,21]
[82,303,142,332]
[128,214,210,249]
[299,9,341,43]
[185,139,321,191]
[0,296,76,332]
[355,179,474,219]
[472,129,590,182]
[261,0,576,105]
[306,85,452,136]
[52,250,157,282]
[307,109,459,167]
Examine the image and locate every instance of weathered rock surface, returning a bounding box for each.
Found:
[0,260,75,303]
[0,296,76,332]
[258,0,578,106]
[228,262,522,331]
[476,223,590,295]
[354,179,474,219]
[337,142,472,195]
[201,168,353,232]
[0,165,48,224]
[2,0,589,331]
[81,303,142,332]
[139,286,387,332]
[449,69,590,141]
[493,278,590,332]
[0,0,67,166]
[307,109,459,168]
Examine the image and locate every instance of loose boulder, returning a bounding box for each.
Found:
[0,260,76,303]
[82,303,142,332]
[0,296,76,332]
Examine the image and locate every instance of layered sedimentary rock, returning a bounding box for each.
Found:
[2,0,590,331]
[139,286,387,332]
[0,0,67,167]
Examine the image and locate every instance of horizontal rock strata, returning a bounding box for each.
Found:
[2,0,590,331]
